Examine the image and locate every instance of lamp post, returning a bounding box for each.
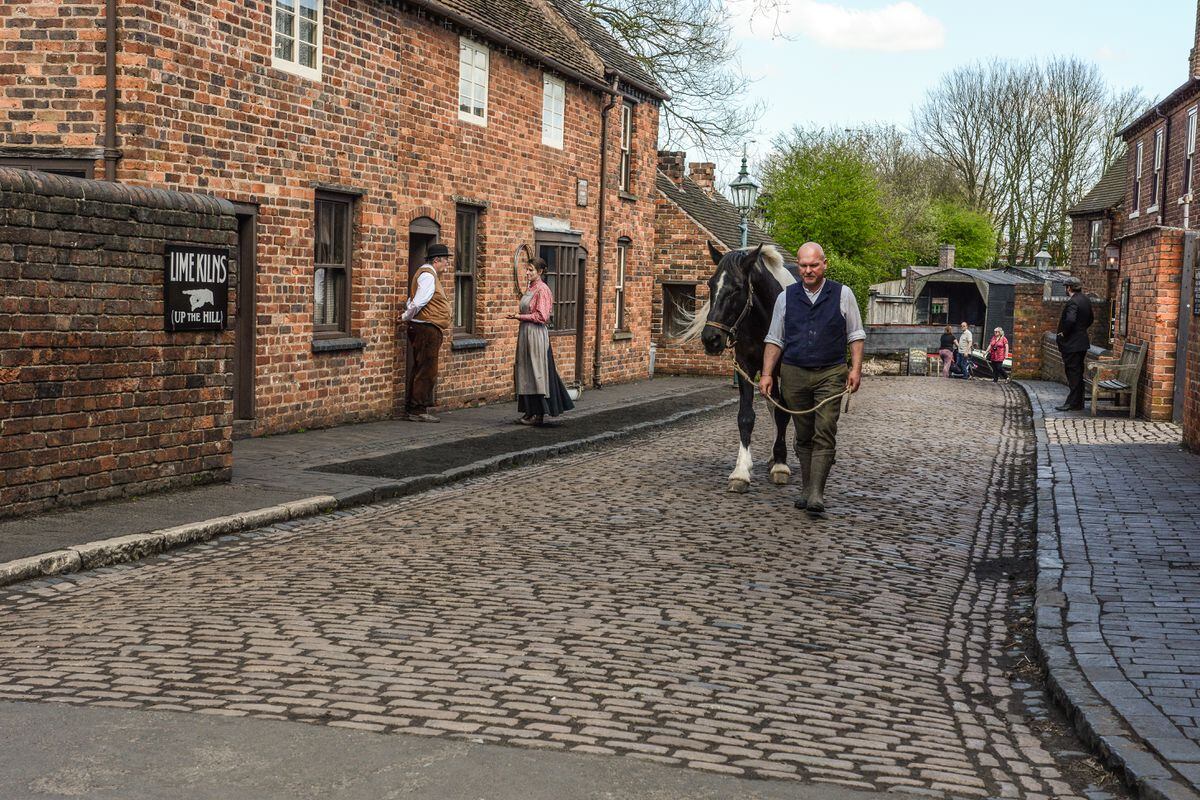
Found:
[729,151,760,249]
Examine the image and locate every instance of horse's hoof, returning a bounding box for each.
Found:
[727,479,750,493]
[770,465,791,485]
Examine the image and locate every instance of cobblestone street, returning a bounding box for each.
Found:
[0,379,1123,799]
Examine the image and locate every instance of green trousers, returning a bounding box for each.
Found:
[780,362,848,454]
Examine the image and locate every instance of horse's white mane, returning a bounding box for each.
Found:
[671,245,791,343]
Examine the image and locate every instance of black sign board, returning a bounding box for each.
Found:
[164,244,230,331]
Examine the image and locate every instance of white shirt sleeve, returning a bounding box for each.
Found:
[402,270,435,321]
[764,291,787,348]
[841,286,866,343]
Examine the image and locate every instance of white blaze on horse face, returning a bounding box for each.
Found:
[729,443,752,484]
[714,271,727,302]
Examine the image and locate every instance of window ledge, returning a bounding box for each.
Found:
[312,336,366,354]
[618,191,637,202]
[612,330,633,341]
[1129,211,1141,219]
[451,335,487,351]
[272,56,321,82]
[458,111,488,127]
[1146,205,1159,213]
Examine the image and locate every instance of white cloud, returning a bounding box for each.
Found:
[1093,46,1129,62]
[737,0,945,52]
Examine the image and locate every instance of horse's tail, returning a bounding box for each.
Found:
[671,298,710,343]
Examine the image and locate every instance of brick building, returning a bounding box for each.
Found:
[652,151,794,376]
[1081,4,1200,433]
[1065,153,1124,346]
[0,0,666,437]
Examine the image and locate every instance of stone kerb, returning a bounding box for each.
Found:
[0,167,238,520]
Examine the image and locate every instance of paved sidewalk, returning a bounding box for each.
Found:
[0,376,734,584]
[1022,380,1200,800]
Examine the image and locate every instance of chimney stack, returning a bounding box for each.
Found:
[938,243,956,269]
[1192,0,1200,76]
[657,151,686,187]
[688,162,716,194]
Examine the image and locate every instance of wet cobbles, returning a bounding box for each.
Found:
[0,379,1119,798]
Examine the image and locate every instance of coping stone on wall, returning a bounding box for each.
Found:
[0,166,237,217]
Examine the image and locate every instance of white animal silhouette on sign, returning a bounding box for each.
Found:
[182,289,214,311]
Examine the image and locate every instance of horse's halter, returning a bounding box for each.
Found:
[704,272,754,349]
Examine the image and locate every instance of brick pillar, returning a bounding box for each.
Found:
[688,162,716,194]
[938,244,956,269]
[657,151,686,186]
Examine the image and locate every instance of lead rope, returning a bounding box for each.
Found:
[729,356,853,416]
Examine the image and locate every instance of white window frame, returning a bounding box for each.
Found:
[1149,128,1164,210]
[1131,140,1143,216]
[1186,106,1198,197]
[1088,219,1103,265]
[272,0,322,81]
[614,239,629,331]
[618,102,633,192]
[458,38,489,126]
[541,74,565,149]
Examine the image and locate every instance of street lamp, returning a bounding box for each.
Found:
[729,152,760,248]
[1034,245,1052,270]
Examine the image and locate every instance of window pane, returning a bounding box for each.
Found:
[329,268,344,328]
[315,200,332,263]
[314,267,327,324]
[331,201,346,264]
[275,0,295,61]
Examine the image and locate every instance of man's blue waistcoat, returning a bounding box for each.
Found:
[782,279,847,369]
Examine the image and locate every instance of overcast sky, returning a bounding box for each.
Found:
[710,0,1198,186]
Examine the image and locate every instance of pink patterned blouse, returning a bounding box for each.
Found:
[517,279,553,325]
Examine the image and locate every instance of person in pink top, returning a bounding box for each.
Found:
[507,258,574,425]
[987,327,1010,383]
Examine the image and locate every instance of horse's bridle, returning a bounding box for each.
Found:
[703,275,755,349]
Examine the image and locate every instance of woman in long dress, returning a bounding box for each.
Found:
[509,258,575,425]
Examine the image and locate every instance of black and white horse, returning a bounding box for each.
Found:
[679,242,797,492]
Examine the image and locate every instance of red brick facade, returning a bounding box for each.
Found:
[0,168,236,519]
[1068,214,1119,345]
[0,0,661,436]
[652,165,727,378]
[1113,229,1185,421]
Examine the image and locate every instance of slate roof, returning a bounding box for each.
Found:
[410,0,605,86]
[1118,79,1200,138]
[656,171,796,263]
[546,0,668,99]
[1069,153,1126,216]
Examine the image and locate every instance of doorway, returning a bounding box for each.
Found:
[404,216,440,411]
[232,204,258,434]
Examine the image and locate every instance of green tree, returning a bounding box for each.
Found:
[927,202,996,269]
[759,130,891,269]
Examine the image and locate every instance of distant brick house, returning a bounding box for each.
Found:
[1081,6,1200,437]
[652,151,794,376]
[1065,153,1125,346]
[0,0,666,437]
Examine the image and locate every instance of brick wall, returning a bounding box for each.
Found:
[652,174,728,378]
[1010,284,1066,379]
[1114,228,1184,420]
[0,0,659,435]
[0,167,236,520]
[1122,82,1200,237]
[0,0,106,162]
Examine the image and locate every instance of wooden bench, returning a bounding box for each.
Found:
[1084,342,1146,418]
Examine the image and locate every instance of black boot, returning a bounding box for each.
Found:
[793,446,812,509]
[806,450,835,515]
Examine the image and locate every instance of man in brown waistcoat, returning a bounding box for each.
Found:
[402,242,452,422]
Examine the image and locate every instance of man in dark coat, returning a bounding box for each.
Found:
[1055,277,1094,411]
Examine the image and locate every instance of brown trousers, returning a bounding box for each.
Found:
[407,322,443,414]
